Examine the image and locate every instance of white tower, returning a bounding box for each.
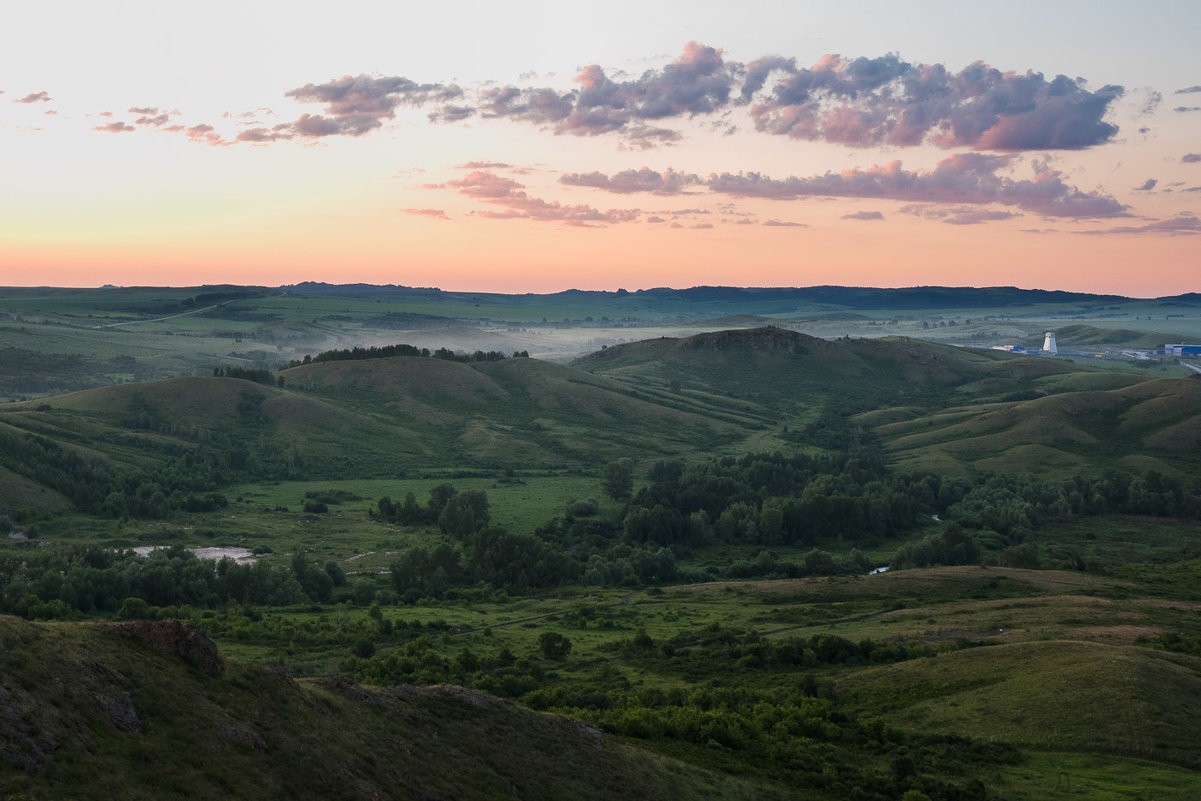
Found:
[1043,332,1058,354]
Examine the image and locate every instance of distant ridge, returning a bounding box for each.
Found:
[272,283,1164,312]
[626,285,1132,309]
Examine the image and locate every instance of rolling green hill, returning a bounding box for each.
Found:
[842,639,1201,770]
[876,375,1201,477]
[575,328,1201,476]
[0,326,1196,525]
[1,328,1199,521]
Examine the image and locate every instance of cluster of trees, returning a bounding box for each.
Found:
[891,525,981,570]
[380,484,575,599]
[389,527,578,601]
[375,484,490,535]
[211,366,279,386]
[0,546,316,618]
[286,343,529,368]
[944,471,1201,538]
[381,485,690,598]
[624,623,960,677]
[616,452,927,549]
[604,451,1201,572]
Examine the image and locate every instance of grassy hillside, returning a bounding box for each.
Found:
[281,354,744,465]
[3,329,1199,521]
[574,327,1201,475]
[842,640,1201,769]
[876,374,1201,477]
[0,615,786,801]
[0,352,756,518]
[574,328,1131,418]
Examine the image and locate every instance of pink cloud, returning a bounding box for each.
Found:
[404,208,450,220]
[560,167,701,195]
[707,154,1127,218]
[1075,214,1201,235]
[92,121,136,133]
[432,170,640,226]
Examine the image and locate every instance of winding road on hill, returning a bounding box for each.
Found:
[93,299,236,329]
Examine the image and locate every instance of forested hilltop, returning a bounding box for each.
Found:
[3,324,1201,799]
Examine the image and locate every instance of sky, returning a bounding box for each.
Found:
[2,1,1199,295]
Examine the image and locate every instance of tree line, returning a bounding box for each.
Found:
[0,546,326,619]
[285,343,529,368]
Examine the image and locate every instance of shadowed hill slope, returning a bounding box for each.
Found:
[0,616,788,801]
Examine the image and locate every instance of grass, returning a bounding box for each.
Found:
[990,751,1201,800]
[841,640,1201,769]
[0,614,791,801]
[876,374,1201,477]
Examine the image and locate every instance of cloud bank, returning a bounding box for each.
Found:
[80,42,1126,158]
[565,155,1128,219]
[226,43,1123,153]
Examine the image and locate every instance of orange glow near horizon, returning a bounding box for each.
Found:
[3,209,1197,298]
[1,5,1198,298]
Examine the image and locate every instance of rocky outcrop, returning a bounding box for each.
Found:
[116,620,224,677]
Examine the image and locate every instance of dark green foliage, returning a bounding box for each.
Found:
[439,490,491,538]
[376,491,433,525]
[1137,632,1201,657]
[509,627,1010,801]
[621,449,924,548]
[601,459,633,501]
[941,471,1201,551]
[287,343,518,367]
[427,483,459,518]
[582,545,676,586]
[892,524,981,569]
[997,542,1041,569]
[213,366,276,386]
[538,631,572,660]
[565,498,599,518]
[304,488,360,505]
[0,546,307,615]
[293,343,428,365]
